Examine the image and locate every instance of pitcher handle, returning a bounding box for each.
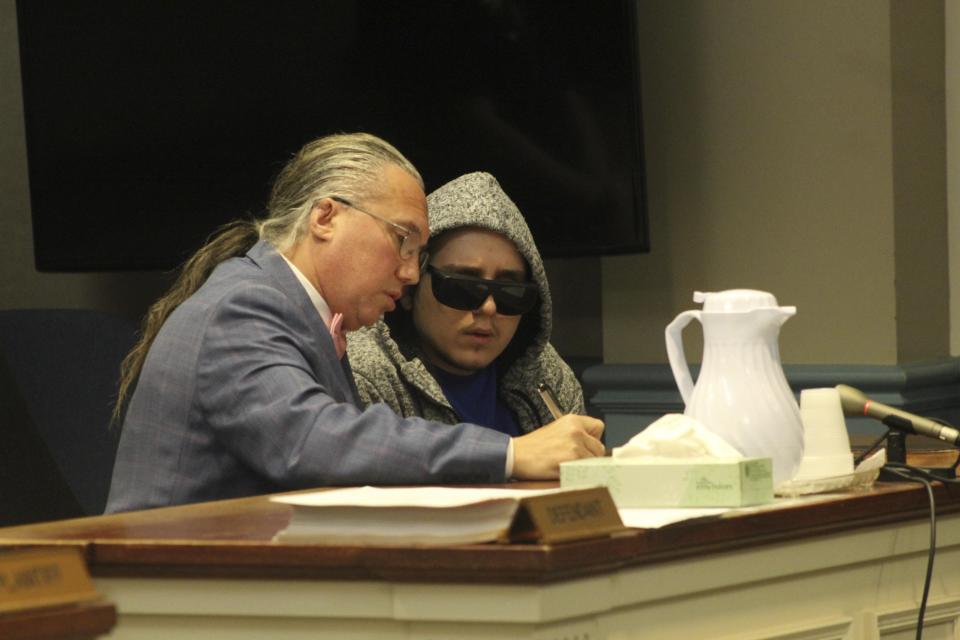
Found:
[665,310,701,406]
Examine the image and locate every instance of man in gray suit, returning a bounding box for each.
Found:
[106,133,604,513]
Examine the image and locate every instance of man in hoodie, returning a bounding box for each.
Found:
[348,172,593,472]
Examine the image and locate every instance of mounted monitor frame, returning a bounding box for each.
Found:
[17,0,649,271]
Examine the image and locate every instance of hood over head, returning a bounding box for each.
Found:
[424,171,552,361]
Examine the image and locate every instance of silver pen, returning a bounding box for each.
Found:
[537,382,564,420]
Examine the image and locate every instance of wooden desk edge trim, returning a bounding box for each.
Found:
[1,482,956,585]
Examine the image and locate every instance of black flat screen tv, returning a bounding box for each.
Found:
[17,0,648,271]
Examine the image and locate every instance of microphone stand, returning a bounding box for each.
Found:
[878,414,958,481]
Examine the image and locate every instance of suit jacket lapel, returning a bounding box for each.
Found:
[246,241,357,404]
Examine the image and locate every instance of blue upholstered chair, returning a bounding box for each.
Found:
[0,309,137,521]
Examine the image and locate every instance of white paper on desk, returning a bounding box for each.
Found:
[617,492,853,529]
[272,486,583,546]
[272,485,566,509]
[618,507,730,529]
[280,488,729,531]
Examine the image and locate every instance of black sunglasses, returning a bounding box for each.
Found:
[427,265,538,316]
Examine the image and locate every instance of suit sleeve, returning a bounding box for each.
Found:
[195,284,509,486]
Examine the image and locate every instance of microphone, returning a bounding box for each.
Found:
[835,384,960,447]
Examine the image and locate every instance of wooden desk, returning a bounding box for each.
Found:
[1,480,960,640]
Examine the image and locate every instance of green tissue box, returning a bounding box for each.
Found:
[560,457,774,508]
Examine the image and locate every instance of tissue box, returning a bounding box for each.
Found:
[560,457,774,508]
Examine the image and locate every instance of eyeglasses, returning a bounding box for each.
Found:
[427,265,539,316]
[331,196,428,270]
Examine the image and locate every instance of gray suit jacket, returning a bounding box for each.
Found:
[106,241,509,513]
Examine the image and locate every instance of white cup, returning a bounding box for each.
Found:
[793,388,855,480]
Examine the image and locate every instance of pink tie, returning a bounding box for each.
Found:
[329,312,347,359]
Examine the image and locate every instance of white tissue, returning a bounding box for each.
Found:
[612,413,743,459]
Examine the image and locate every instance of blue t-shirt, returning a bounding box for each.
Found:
[432,366,521,437]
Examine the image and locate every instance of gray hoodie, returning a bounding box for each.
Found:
[346,172,585,432]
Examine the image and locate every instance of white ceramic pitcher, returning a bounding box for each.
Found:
[665,290,804,484]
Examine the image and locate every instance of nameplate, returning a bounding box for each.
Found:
[509,486,626,544]
[0,548,99,613]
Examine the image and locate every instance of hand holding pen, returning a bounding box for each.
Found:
[510,382,606,480]
[537,383,565,421]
